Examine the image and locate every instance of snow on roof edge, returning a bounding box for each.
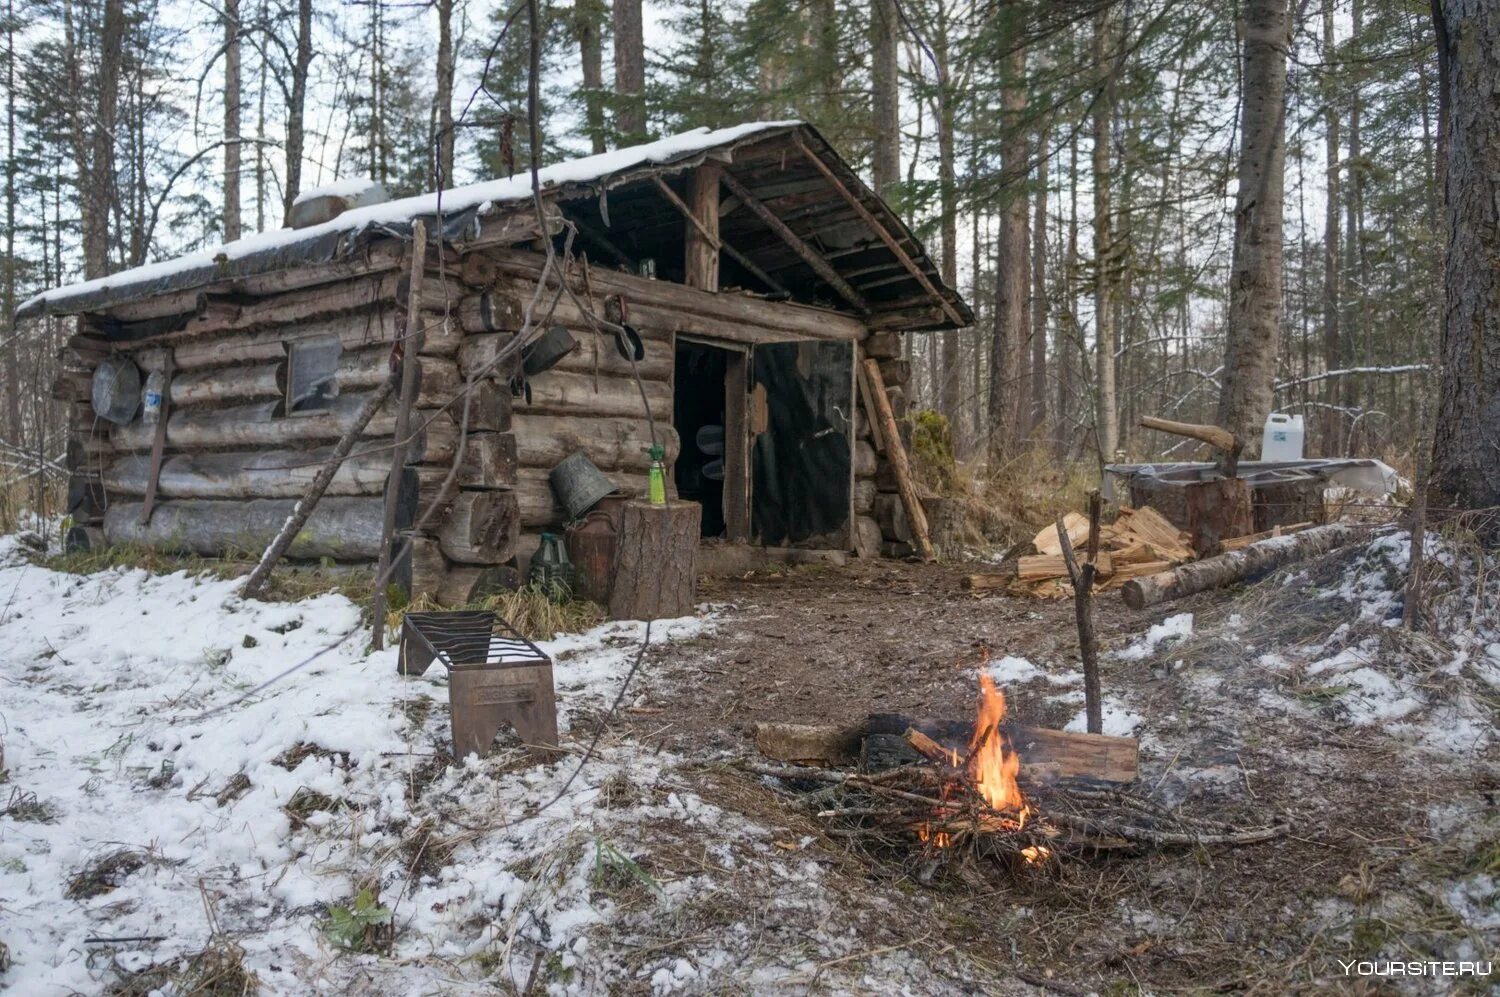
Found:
[20,121,802,317]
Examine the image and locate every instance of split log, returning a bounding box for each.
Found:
[1121,522,1368,610]
[512,412,678,472]
[755,717,1138,786]
[1219,521,1313,551]
[1034,512,1088,555]
[1019,551,1114,581]
[608,500,700,621]
[436,491,520,564]
[105,496,400,560]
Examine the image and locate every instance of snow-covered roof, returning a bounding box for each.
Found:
[20,121,972,330]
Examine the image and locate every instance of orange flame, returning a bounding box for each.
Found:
[967,674,1028,820]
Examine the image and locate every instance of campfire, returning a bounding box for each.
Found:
[747,675,1288,877]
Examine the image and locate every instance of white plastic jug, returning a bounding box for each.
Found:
[1261,413,1304,461]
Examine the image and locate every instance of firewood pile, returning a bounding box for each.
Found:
[967,505,1314,599]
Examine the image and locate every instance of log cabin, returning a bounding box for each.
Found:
[22,122,972,604]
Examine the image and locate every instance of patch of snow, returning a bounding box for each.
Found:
[985,654,1042,684]
[1445,874,1500,930]
[1117,612,1194,661]
[291,178,386,206]
[0,544,757,993]
[1064,701,1142,736]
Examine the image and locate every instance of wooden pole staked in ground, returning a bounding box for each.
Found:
[1059,490,1103,734]
[371,219,428,650]
[860,358,934,561]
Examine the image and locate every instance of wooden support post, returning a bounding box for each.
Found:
[718,169,868,312]
[861,358,934,561]
[654,172,785,294]
[372,220,428,650]
[1058,491,1102,735]
[792,135,965,328]
[684,163,722,291]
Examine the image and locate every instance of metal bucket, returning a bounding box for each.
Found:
[91,355,142,425]
[549,452,618,522]
[523,325,577,376]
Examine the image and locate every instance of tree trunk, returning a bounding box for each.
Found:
[989,44,1028,463]
[1321,0,1342,457]
[223,0,241,242]
[1091,9,1118,459]
[1429,0,1500,514]
[68,0,125,280]
[572,0,608,155]
[3,0,18,445]
[435,0,455,183]
[1216,0,1290,456]
[613,0,647,144]
[936,30,960,429]
[870,0,900,194]
[1030,121,1050,435]
[281,0,312,222]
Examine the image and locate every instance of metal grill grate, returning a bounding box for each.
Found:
[398,610,558,759]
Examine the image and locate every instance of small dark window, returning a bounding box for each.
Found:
[285,336,341,414]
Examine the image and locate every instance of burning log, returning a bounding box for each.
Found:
[748,672,1286,873]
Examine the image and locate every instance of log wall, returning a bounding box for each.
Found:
[56,239,912,603]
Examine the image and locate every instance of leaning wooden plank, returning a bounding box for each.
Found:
[1121,523,1368,610]
[105,495,396,560]
[239,370,401,597]
[861,359,934,561]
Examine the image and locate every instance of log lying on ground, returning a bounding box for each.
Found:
[754,718,1138,786]
[104,496,402,560]
[1019,550,1113,581]
[1121,522,1368,610]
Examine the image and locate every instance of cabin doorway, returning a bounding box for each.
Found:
[673,338,750,539]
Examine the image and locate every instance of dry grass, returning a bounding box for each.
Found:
[392,585,604,642]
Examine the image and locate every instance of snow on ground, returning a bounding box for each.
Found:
[0,538,823,993]
[1116,612,1194,661]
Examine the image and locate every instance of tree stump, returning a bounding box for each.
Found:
[608,500,701,621]
[1185,478,1254,556]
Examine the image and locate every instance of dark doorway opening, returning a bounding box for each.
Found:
[674,340,734,538]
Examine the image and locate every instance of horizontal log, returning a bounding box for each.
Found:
[458,329,674,382]
[111,392,461,464]
[862,331,903,359]
[485,248,868,343]
[1121,522,1367,610]
[514,466,644,528]
[103,446,396,498]
[168,350,461,409]
[104,496,397,560]
[164,309,401,369]
[1018,551,1114,581]
[512,412,679,472]
[437,490,521,564]
[753,719,1138,786]
[517,369,671,420]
